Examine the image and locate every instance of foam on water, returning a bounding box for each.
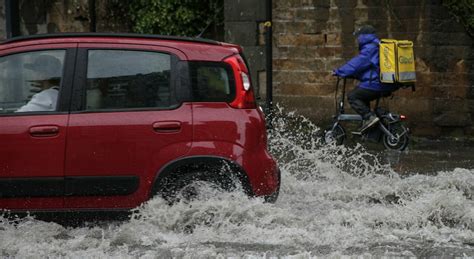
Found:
[1,107,473,258]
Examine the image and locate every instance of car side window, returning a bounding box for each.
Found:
[86,50,177,110]
[190,62,235,102]
[0,50,65,114]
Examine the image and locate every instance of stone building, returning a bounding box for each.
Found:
[0,0,473,138]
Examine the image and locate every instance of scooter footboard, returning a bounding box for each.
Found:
[337,114,363,121]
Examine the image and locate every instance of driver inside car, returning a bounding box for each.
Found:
[16,55,62,112]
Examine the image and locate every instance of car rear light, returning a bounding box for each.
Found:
[224,55,257,109]
[400,115,407,120]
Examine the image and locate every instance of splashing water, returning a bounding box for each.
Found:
[1,107,473,258]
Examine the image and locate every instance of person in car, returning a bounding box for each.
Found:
[333,25,398,132]
[16,55,62,112]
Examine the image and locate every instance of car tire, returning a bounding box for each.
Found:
[162,170,238,204]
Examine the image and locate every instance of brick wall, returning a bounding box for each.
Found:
[273,0,474,138]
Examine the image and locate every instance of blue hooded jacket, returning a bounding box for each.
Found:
[334,34,396,92]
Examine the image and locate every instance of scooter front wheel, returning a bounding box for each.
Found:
[382,122,409,151]
[324,124,346,145]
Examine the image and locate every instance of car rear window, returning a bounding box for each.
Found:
[190,62,235,102]
[85,49,177,110]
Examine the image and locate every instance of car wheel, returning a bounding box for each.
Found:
[323,124,346,145]
[165,170,238,203]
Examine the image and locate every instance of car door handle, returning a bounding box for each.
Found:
[29,125,60,137]
[152,121,182,133]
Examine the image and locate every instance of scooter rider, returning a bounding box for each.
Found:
[333,25,398,132]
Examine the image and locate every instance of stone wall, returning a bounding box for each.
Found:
[273,0,474,138]
[18,0,90,35]
[0,0,131,39]
[0,1,5,38]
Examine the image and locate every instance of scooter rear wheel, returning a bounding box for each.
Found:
[383,122,409,151]
[324,124,346,145]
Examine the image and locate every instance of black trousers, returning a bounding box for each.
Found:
[347,87,391,119]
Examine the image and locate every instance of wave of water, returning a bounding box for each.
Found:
[1,108,473,258]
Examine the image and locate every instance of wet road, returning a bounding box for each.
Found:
[383,140,474,174]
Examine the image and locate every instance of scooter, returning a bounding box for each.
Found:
[323,77,410,151]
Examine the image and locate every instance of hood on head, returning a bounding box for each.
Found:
[358,33,379,48]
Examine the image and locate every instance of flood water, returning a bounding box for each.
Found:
[1,109,473,258]
[382,141,474,175]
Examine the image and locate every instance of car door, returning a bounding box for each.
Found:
[64,43,192,209]
[0,44,76,210]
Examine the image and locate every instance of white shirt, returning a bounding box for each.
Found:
[16,87,59,112]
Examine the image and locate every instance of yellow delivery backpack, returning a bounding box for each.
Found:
[379,39,416,88]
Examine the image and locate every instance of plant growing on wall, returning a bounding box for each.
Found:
[128,0,223,37]
[443,0,474,37]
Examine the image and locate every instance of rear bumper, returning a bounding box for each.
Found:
[241,148,280,198]
[263,167,280,203]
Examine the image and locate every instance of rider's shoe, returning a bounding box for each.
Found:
[358,115,380,133]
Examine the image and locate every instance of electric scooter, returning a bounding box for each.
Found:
[323,77,410,151]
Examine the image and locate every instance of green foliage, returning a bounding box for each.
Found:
[128,0,223,37]
[443,0,474,37]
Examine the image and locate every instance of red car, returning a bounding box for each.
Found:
[0,33,280,213]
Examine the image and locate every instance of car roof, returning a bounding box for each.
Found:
[1,33,221,45]
[0,33,241,61]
